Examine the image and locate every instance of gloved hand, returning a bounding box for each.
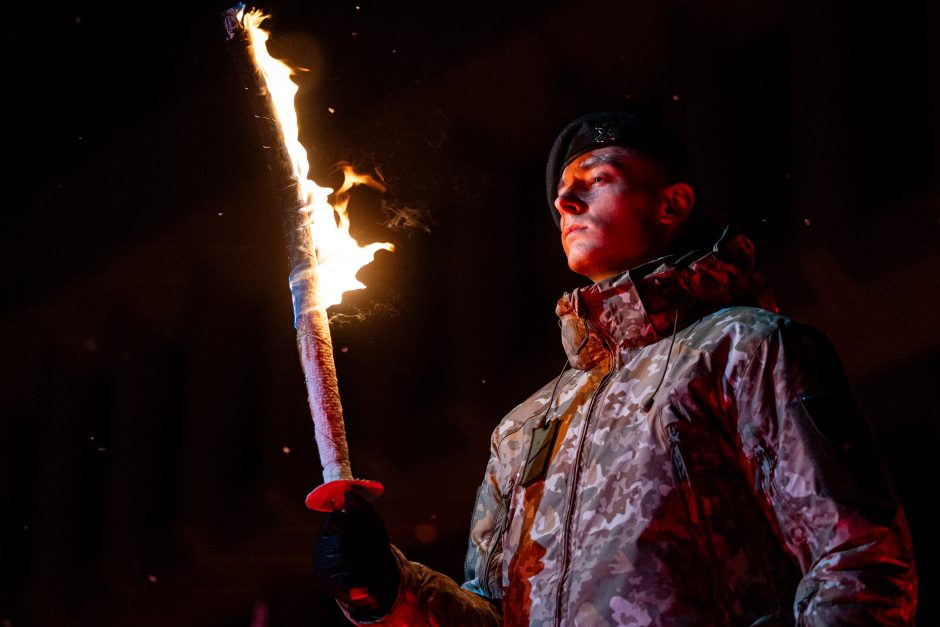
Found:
[312,490,400,618]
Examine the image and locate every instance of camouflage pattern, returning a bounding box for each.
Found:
[348,232,916,625]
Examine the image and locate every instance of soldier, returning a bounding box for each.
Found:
[313,112,918,625]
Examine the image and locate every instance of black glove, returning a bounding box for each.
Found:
[312,491,400,618]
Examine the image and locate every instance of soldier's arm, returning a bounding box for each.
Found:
[733,321,917,625]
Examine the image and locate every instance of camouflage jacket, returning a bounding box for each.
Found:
[350,233,917,626]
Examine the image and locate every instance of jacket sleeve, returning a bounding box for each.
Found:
[733,321,917,625]
[338,436,505,626]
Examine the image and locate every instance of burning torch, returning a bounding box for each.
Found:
[223,5,389,512]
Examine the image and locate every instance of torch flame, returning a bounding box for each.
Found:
[242,9,393,309]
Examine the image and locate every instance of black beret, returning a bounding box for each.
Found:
[545,112,700,227]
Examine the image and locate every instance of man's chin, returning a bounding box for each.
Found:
[566,259,603,282]
[565,255,588,277]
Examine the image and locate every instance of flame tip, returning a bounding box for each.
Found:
[245,10,394,309]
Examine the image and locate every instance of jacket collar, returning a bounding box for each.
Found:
[556,229,776,370]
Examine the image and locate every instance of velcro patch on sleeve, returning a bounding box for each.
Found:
[795,392,896,524]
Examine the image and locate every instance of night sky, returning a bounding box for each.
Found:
[2,1,938,625]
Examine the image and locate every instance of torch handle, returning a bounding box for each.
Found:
[296,309,351,483]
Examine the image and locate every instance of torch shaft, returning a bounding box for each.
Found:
[297,310,352,482]
[224,6,353,484]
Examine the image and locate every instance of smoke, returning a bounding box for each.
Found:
[334,161,435,235]
[328,301,399,326]
[381,199,434,234]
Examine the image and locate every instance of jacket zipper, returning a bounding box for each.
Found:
[753,441,801,526]
[753,442,774,494]
[753,440,806,566]
[667,422,733,626]
[481,476,516,599]
[553,360,615,627]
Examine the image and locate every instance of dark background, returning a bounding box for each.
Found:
[2,1,937,625]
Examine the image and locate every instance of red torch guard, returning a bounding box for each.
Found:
[306,479,385,512]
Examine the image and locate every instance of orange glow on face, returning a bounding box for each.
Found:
[242,10,393,309]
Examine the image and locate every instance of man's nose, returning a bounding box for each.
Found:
[554,191,586,215]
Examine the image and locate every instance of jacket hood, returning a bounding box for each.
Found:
[557,228,777,369]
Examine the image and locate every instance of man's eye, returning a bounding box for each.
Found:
[593,176,605,184]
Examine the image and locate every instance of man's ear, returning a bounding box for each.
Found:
[658,182,695,225]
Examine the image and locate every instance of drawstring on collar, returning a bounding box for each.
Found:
[538,358,571,428]
[542,314,598,427]
[642,309,680,412]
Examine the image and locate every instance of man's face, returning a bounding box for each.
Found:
[555,146,670,282]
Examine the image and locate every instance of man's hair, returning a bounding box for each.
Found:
[545,112,708,237]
